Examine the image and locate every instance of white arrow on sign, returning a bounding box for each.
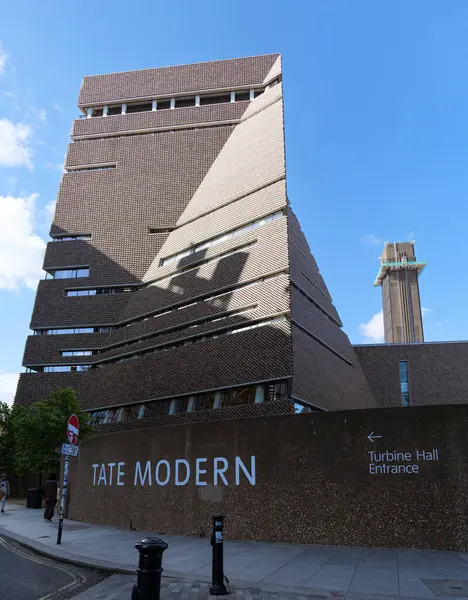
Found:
[368,432,382,442]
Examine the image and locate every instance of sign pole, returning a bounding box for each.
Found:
[57,454,69,545]
[57,414,79,545]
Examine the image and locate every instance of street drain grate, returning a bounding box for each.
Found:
[423,579,468,597]
[37,535,50,539]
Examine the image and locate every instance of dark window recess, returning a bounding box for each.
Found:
[66,287,137,297]
[254,89,264,98]
[175,97,195,108]
[126,102,153,114]
[92,108,104,117]
[236,91,250,101]
[156,100,171,110]
[53,235,91,241]
[107,105,121,116]
[149,227,174,234]
[200,94,231,106]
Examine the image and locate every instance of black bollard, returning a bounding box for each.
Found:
[210,514,228,595]
[131,537,168,600]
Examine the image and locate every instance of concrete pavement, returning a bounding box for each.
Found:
[1,501,468,599]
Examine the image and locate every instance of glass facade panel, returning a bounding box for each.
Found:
[86,380,290,425]
[399,361,410,406]
[48,268,89,279]
[192,392,216,411]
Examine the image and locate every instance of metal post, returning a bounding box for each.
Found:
[56,455,69,545]
[210,514,228,595]
[131,537,168,600]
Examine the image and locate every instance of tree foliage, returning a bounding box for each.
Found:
[0,402,13,471]
[10,388,92,475]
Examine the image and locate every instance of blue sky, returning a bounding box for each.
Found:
[1,0,467,403]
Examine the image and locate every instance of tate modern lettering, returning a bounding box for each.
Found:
[92,456,256,487]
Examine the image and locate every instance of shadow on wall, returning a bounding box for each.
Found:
[17,229,293,411]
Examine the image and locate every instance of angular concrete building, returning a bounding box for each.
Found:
[15,54,375,423]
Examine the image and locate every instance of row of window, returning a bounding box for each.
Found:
[32,272,285,337]
[81,81,279,119]
[45,210,271,284]
[45,268,89,280]
[26,365,91,373]
[160,210,284,267]
[152,241,256,288]
[88,380,289,425]
[52,235,91,242]
[97,315,286,367]
[66,286,138,297]
[96,305,255,355]
[27,315,287,373]
[34,326,114,335]
[61,350,93,357]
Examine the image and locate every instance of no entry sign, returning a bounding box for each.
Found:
[67,414,79,444]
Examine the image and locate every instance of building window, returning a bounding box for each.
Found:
[87,379,291,425]
[33,326,113,335]
[175,97,196,108]
[66,286,136,297]
[126,102,153,114]
[200,93,231,106]
[149,227,174,234]
[160,210,283,267]
[235,91,250,101]
[45,268,89,280]
[61,350,93,357]
[52,235,91,242]
[43,365,91,372]
[399,361,410,406]
[107,105,121,116]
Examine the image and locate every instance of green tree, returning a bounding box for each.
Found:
[11,388,92,476]
[0,402,13,471]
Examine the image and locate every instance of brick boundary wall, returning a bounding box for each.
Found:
[67,404,468,550]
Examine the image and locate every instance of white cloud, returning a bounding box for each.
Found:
[0,119,34,169]
[359,310,384,343]
[52,103,63,113]
[0,372,19,406]
[422,307,431,316]
[0,194,46,290]
[28,108,47,124]
[3,91,15,99]
[361,234,383,246]
[44,199,56,220]
[0,44,9,76]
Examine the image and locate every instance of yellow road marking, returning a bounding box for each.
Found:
[0,536,86,599]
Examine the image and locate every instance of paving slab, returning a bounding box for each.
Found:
[2,502,468,599]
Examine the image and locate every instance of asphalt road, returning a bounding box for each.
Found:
[0,535,106,600]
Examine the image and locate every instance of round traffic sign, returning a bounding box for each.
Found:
[67,414,79,444]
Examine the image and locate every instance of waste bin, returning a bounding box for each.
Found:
[26,488,43,509]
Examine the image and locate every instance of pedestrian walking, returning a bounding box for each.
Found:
[0,474,10,513]
[43,474,58,522]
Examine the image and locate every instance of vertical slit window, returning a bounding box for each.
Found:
[399,361,410,406]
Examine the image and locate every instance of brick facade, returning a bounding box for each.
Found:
[15,55,374,412]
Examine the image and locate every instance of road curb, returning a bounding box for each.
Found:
[0,527,351,599]
[0,527,135,575]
